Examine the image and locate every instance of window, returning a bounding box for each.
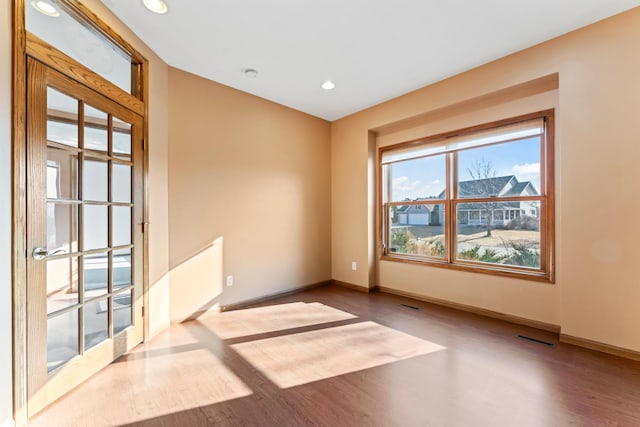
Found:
[380,111,554,282]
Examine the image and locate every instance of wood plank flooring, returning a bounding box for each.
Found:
[30,285,640,426]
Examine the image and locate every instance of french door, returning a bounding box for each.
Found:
[26,57,144,415]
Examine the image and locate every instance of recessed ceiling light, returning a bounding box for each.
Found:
[321,80,336,91]
[31,1,60,17]
[143,0,168,14]
[244,68,259,78]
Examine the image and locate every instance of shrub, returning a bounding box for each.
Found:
[391,228,413,253]
[507,215,539,231]
[458,244,504,263]
[503,240,540,267]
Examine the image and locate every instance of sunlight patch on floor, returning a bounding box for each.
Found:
[200,301,357,339]
[231,320,445,388]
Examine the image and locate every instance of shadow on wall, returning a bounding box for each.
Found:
[168,237,225,322]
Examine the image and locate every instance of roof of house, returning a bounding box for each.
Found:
[435,175,538,200]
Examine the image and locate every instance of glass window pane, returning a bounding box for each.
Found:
[83,205,108,250]
[83,159,108,201]
[83,252,109,300]
[47,203,78,253]
[27,5,133,93]
[389,204,445,258]
[456,201,541,268]
[84,299,109,351]
[457,137,541,199]
[112,163,131,203]
[112,206,131,247]
[113,248,132,290]
[47,88,78,147]
[113,290,132,335]
[389,155,446,202]
[113,118,131,159]
[84,106,108,152]
[47,309,79,373]
[47,146,78,200]
[47,257,79,315]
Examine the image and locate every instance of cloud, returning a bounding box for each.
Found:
[392,176,442,200]
[511,163,540,175]
[431,179,441,185]
[392,176,423,192]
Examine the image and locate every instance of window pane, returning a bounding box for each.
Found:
[113,248,132,290]
[47,146,78,200]
[47,257,79,315]
[83,159,108,201]
[47,203,78,253]
[47,88,78,148]
[27,4,133,93]
[112,206,131,247]
[84,299,109,351]
[389,155,446,202]
[83,252,109,300]
[457,137,541,198]
[84,106,108,152]
[113,118,132,160]
[83,205,108,250]
[112,163,131,203]
[47,309,79,373]
[389,204,445,258]
[456,201,541,269]
[113,290,133,335]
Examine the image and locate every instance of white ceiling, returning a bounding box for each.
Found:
[101,0,640,121]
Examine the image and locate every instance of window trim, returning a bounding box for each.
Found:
[378,110,555,283]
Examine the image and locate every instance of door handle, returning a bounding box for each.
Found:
[32,247,65,260]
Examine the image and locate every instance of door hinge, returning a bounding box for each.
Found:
[142,138,146,150]
[141,221,150,233]
[142,306,145,317]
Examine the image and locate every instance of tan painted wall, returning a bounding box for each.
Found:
[332,8,640,352]
[168,68,332,321]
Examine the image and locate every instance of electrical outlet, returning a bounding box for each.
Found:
[226,275,233,287]
[352,261,357,271]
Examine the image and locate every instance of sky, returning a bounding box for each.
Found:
[390,136,541,201]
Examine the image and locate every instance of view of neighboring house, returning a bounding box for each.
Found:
[397,175,538,227]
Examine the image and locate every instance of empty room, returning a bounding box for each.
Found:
[2,0,640,425]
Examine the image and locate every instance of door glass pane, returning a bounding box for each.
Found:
[84,252,109,300]
[113,248,132,290]
[83,159,108,201]
[84,299,109,351]
[27,5,133,93]
[47,147,78,200]
[47,309,79,373]
[47,203,78,253]
[84,106,108,152]
[83,205,108,250]
[112,163,131,203]
[113,290,132,335]
[113,118,131,160]
[47,257,79,315]
[47,88,78,148]
[112,206,131,247]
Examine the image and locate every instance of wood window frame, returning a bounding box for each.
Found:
[378,110,555,283]
[12,1,150,424]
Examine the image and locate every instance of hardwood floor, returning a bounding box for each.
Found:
[30,285,640,426]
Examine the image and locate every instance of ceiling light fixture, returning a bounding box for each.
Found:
[321,80,336,91]
[143,0,168,14]
[31,0,60,17]
[244,68,259,78]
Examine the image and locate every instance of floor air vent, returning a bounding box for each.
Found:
[400,303,420,310]
[517,335,556,347]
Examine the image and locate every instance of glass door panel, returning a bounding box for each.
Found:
[27,58,144,416]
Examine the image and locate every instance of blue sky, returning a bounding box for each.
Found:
[390,137,541,201]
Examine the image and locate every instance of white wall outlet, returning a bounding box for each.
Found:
[352,261,357,271]
[226,275,233,287]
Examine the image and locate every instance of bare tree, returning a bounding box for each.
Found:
[465,158,498,237]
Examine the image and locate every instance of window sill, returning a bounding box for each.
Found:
[380,254,554,283]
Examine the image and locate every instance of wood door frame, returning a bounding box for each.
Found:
[12,1,149,425]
